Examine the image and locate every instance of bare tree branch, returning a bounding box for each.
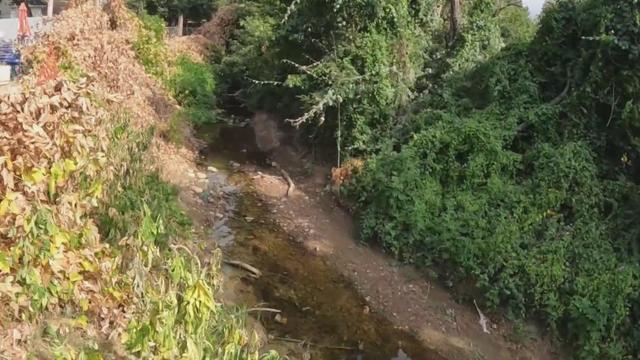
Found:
[494,2,523,16]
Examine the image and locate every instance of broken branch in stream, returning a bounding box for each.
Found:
[273,337,357,351]
[223,259,263,278]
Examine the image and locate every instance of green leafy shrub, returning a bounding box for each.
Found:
[133,14,167,78]
[98,121,275,359]
[345,0,640,356]
[213,0,640,357]
[167,56,218,125]
[164,110,190,145]
[168,57,216,108]
[215,0,442,156]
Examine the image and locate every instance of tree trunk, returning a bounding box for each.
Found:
[177,14,184,36]
[47,0,53,17]
[449,0,461,45]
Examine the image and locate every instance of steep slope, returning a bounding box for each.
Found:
[0,2,274,358]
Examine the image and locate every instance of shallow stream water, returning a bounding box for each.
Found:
[198,124,444,360]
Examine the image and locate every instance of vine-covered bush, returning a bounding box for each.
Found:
[215,0,444,155]
[213,0,640,357]
[168,56,218,125]
[347,0,640,357]
[133,14,167,77]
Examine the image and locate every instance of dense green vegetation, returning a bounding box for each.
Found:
[134,15,219,127]
[212,0,640,357]
[169,56,219,125]
[133,14,168,78]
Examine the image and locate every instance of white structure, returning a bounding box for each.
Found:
[0,0,56,40]
[0,16,44,40]
[0,0,47,18]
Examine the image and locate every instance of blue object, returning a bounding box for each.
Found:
[0,42,18,61]
[0,41,21,79]
[5,53,20,66]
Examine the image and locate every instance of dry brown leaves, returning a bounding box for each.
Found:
[194,5,238,49]
[0,1,178,356]
[28,2,159,128]
[0,76,104,232]
[166,34,211,63]
[36,44,60,85]
[330,158,364,191]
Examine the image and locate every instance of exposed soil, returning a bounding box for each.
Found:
[199,122,565,360]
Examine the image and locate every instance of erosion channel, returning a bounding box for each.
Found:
[197,122,443,360]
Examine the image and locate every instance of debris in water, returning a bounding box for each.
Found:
[274,337,356,351]
[207,166,218,172]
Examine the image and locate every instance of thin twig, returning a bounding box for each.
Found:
[272,337,357,351]
[607,83,617,127]
[247,307,282,313]
[282,58,323,79]
[246,77,284,86]
[286,90,336,127]
[494,2,523,16]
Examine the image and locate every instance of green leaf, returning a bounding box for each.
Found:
[24,168,46,185]
[0,252,11,274]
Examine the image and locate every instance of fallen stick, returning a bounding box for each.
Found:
[223,259,262,278]
[247,307,282,313]
[318,344,358,351]
[473,299,491,334]
[272,161,295,197]
[273,337,356,351]
[279,167,296,197]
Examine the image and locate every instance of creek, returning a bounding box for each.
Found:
[196,124,444,360]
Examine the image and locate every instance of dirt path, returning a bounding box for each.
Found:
[213,128,563,360]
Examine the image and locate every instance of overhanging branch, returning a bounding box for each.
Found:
[494,2,523,16]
